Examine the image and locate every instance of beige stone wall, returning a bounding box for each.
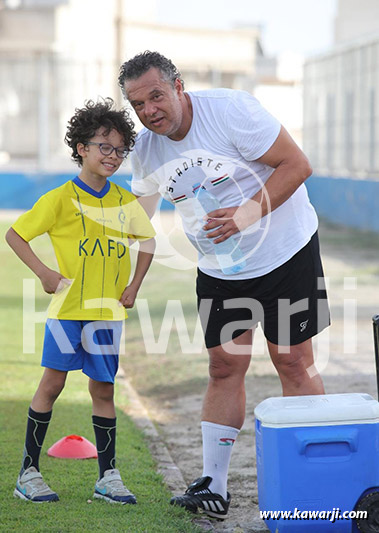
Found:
[0,0,262,165]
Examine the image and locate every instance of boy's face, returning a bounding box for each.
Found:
[77,128,125,180]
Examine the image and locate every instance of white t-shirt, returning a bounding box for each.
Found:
[131,88,318,279]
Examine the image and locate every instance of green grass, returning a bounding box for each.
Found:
[2,209,379,532]
[0,218,201,533]
[318,218,379,251]
[120,259,210,403]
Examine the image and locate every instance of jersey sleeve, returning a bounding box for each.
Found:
[126,196,156,241]
[224,91,281,161]
[11,194,56,241]
[130,147,160,197]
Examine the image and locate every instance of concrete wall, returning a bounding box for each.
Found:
[0,6,56,51]
[335,0,379,44]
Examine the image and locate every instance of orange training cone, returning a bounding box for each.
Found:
[47,434,98,459]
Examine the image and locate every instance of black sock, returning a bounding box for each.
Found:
[20,407,52,476]
[92,415,117,479]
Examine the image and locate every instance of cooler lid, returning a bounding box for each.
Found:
[254,393,379,428]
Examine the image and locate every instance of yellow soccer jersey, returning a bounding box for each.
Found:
[12,177,155,321]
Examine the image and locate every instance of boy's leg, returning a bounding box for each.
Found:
[89,379,136,504]
[84,320,120,476]
[21,368,67,474]
[82,321,135,504]
[31,367,68,413]
[20,407,52,476]
[15,319,82,502]
[89,379,116,477]
[15,368,66,502]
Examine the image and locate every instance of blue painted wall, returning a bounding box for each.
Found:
[0,172,174,211]
[1,172,378,231]
[306,175,379,233]
[1,172,78,210]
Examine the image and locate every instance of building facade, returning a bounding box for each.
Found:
[0,0,262,167]
[303,0,379,232]
[303,34,379,179]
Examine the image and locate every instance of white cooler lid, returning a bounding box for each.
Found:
[254,393,379,428]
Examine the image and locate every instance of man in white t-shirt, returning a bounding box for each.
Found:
[118,51,330,519]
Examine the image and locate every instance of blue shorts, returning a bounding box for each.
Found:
[41,319,123,383]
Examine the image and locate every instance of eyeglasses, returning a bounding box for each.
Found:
[86,142,128,159]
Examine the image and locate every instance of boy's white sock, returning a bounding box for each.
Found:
[201,421,240,500]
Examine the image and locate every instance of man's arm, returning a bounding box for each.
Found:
[5,227,70,294]
[254,125,312,216]
[203,126,312,243]
[119,238,156,308]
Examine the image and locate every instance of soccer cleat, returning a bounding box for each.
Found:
[13,466,59,502]
[93,468,136,504]
[170,476,231,519]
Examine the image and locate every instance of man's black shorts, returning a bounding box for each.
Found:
[196,232,330,348]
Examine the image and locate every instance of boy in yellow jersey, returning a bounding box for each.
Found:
[6,98,155,504]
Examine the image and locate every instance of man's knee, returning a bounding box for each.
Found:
[208,346,250,381]
[270,340,314,378]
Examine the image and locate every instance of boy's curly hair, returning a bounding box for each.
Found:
[64,98,136,166]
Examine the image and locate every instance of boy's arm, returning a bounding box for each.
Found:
[5,227,70,294]
[119,238,156,308]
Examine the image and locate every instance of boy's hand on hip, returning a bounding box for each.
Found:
[39,267,72,294]
[119,285,138,308]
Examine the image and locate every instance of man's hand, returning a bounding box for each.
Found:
[203,200,262,243]
[119,285,138,309]
[39,268,72,294]
[204,127,313,244]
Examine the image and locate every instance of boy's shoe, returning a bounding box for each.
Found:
[93,468,136,504]
[14,466,59,502]
[170,476,231,519]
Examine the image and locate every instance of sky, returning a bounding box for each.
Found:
[156,0,338,58]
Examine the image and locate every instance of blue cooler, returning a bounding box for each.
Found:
[254,393,379,532]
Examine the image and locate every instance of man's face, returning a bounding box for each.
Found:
[124,67,186,140]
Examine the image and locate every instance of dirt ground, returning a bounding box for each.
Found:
[122,225,379,533]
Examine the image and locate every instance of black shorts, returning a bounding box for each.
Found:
[196,232,330,348]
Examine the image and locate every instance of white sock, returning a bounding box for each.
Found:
[201,421,240,499]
